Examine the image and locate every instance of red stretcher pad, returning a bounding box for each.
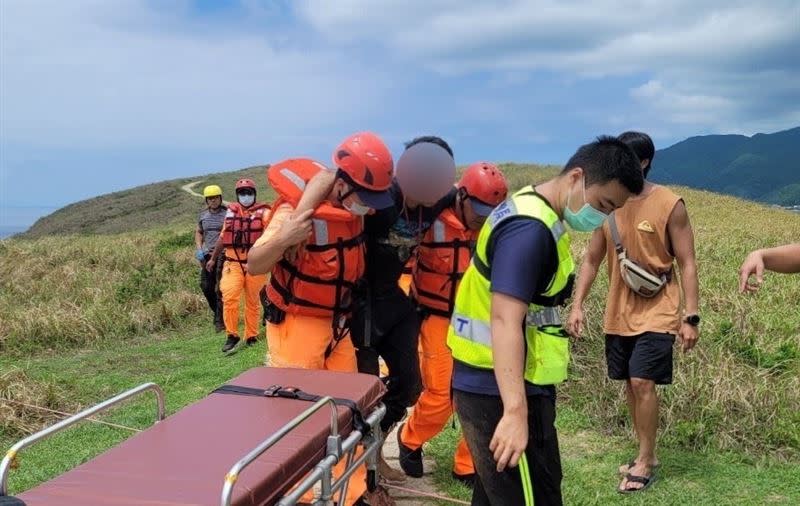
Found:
[18,367,385,506]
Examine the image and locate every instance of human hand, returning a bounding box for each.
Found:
[678,322,699,352]
[739,250,765,294]
[489,410,528,472]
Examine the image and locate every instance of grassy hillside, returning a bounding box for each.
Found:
[653,126,800,205]
[22,165,273,238]
[1,164,799,503]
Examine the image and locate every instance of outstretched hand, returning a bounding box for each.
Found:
[739,250,765,294]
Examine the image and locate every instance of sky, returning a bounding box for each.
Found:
[1,0,799,227]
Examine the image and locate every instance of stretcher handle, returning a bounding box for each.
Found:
[221,396,339,506]
[277,403,387,506]
[0,382,166,496]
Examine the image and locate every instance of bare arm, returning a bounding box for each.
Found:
[739,243,800,292]
[566,229,606,337]
[194,224,204,251]
[294,170,336,216]
[667,200,699,352]
[247,208,314,275]
[668,201,699,315]
[489,292,529,471]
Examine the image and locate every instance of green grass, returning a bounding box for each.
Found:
[0,319,264,494]
[427,416,800,505]
[3,323,798,504]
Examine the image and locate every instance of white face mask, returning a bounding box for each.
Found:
[344,199,371,216]
[238,194,255,207]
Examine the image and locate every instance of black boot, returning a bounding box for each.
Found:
[452,471,476,488]
[222,335,240,353]
[397,423,423,478]
[245,336,258,346]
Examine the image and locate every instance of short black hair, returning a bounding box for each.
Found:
[618,131,655,178]
[404,135,454,158]
[561,136,644,194]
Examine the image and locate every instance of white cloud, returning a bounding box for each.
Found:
[0,0,391,153]
[294,0,800,134]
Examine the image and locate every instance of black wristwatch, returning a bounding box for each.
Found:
[684,314,701,327]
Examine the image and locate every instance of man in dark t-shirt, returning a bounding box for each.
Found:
[288,135,457,482]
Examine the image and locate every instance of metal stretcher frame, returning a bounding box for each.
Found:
[220,397,386,506]
[3,370,386,506]
[0,382,166,496]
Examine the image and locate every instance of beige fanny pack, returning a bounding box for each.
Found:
[608,212,670,298]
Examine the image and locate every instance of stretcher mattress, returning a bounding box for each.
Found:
[17,367,386,506]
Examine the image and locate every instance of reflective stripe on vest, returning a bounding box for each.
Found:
[447,186,575,385]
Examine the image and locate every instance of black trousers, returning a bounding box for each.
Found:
[199,254,223,327]
[454,389,563,506]
[354,291,422,433]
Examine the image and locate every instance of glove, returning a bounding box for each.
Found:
[195,249,206,262]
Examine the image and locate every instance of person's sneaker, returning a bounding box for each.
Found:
[221,335,240,353]
[214,321,225,333]
[396,424,423,478]
[245,336,258,346]
[452,471,476,488]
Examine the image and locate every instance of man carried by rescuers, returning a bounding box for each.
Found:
[195,184,226,332]
[566,131,700,494]
[397,162,509,486]
[207,178,269,353]
[247,133,396,506]
[447,137,643,505]
[289,136,458,483]
[739,243,800,292]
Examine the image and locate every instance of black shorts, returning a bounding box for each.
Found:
[605,332,675,385]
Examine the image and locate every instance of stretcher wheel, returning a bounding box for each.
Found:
[367,469,378,492]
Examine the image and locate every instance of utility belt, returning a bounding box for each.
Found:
[260,287,357,359]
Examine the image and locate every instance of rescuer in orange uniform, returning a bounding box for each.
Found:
[208,178,269,353]
[397,162,509,486]
[247,133,395,506]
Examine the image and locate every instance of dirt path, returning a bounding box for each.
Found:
[181,180,205,198]
[382,421,468,505]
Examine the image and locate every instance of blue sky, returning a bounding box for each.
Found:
[1,0,799,227]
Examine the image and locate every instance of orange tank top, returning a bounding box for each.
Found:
[602,185,683,336]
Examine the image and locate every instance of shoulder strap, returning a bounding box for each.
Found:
[608,211,625,257]
[212,384,368,433]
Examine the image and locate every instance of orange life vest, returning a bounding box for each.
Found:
[411,208,476,318]
[265,158,366,318]
[221,202,269,260]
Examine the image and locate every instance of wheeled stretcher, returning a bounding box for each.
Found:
[1,367,387,505]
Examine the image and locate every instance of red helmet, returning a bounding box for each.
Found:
[458,162,508,215]
[235,178,256,192]
[332,132,393,191]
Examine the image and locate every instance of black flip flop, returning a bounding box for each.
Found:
[619,459,660,475]
[618,472,656,494]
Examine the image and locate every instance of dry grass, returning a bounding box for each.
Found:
[0,227,206,355]
[0,368,74,438]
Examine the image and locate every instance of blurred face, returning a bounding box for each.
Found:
[205,195,222,210]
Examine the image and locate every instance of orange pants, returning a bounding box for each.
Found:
[400,314,475,476]
[219,259,266,338]
[266,313,364,504]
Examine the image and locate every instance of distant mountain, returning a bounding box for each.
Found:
[651,126,800,205]
[22,166,270,238]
